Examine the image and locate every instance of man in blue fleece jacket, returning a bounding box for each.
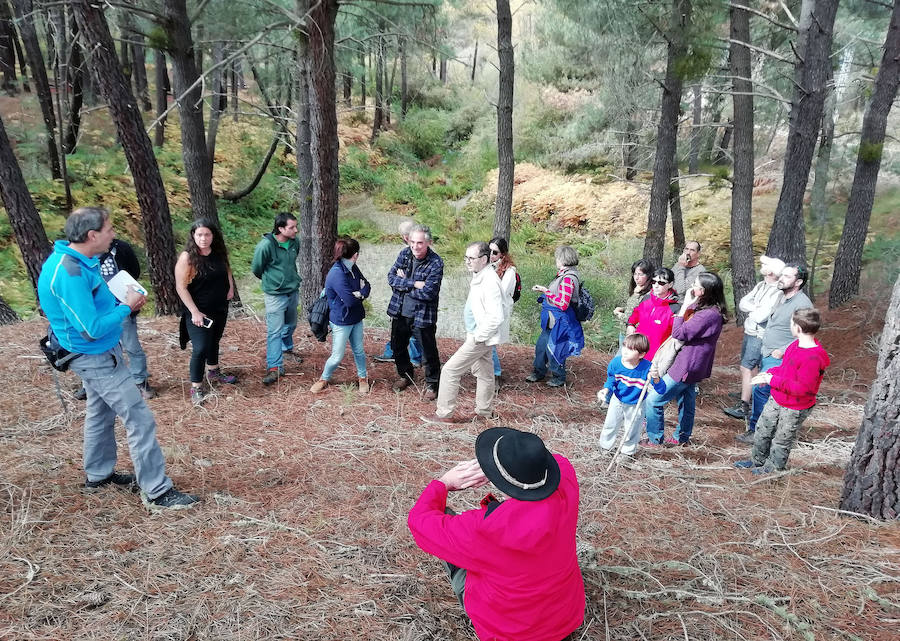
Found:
[38,207,197,511]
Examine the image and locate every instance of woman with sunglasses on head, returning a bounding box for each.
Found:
[625,267,678,360]
[614,259,655,350]
[642,272,727,447]
[488,237,516,386]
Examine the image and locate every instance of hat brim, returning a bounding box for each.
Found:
[475,427,561,502]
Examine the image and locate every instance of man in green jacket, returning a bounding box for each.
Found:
[251,212,301,384]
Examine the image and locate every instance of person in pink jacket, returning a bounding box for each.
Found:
[626,267,678,359]
[408,427,585,641]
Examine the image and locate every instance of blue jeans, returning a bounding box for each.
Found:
[119,314,149,384]
[381,336,422,363]
[322,321,367,380]
[645,374,697,443]
[532,327,565,381]
[70,345,172,499]
[492,346,501,376]
[749,355,782,432]
[264,290,299,369]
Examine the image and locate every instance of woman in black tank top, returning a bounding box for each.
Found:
[174,219,237,405]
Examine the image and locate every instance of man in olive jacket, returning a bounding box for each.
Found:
[251,212,301,385]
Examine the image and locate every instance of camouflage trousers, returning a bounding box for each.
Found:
[751,398,812,470]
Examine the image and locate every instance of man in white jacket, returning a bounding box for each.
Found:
[423,241,506,423]
[724,255,785,421]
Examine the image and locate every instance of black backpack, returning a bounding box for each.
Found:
[512,271,522,303]
[572,279,596,322]
[308,291,330,342]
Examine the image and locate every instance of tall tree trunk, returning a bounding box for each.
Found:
[371,34,384,142]
[703,93,723,161]
[0,0,17,94]
[839,273,900,520]
[829,0,900,309]
[493,0,514,242]
[206,42,224,161]
[713,121,732,165]
[809,67,836,300]
[117,10,133,88]
[0,293,19,324]
[729,4,755,327]
[154,49,167,147]
[668,167,684,252]
[63,21,83,154]
[0,113,51,297]
[688,84,701,174]
[162,0,218,225]
[623,118,638,181]
[11,0,60,178]
[305,0,339,296]
[643,0,692,269]
[131,33,151,111]
[71,0,180,315]
[400,37,407,120]
[439,56,446,83]
[230,59,238,122]
[295,12,315,311]
[358,49,366,108]
[386,46,397,126]
[342,69,351,106]
[471,38,478,84]
[766,0,839,267]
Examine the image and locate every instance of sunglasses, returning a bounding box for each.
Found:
[490,249,501,255]
[652,279,670,285]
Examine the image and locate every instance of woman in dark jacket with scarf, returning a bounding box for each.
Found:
[311,237,372,394]
[525,245,585,388]
[642,272,727,447]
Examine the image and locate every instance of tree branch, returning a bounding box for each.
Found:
[720,37,794,64]
[729,3,797,32]
[189,0,215,24]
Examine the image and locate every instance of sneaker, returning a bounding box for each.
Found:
[421,413,464,425]
[137,381,157,400]
[85,471,136,491]
[358,378,369,394]
[207,368,237,384]
[310,379,328,393]
[723,401,749,420]
[373,354,395,363]
[423,387,438,401]
[74,387,87,401]
[734,460,759,469]
[190,386,206,406]
[735,430,756,444]
[262,367,281,385]
[663,436,680,447]
[525,372,544,383]
[639,438,663,450]
[751,463,779,476]
[393,377,413,391]
[145,487,199,512]
[546,378,566,388]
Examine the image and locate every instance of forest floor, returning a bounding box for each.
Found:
[1,288,898,640]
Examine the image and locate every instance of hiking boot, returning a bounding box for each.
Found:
[85,471,136,491]
[262,367,281,385]
[735,430,756,444]
[751,463,778,476]
[421,413,464,425]
[546,377,566,388]
[525,372,544,383]
[310,379,328,393]
[423,387,438,401]
[358,378,369,394]
[723,401,749,420]
[74,387,87,401]
[393,377,413,391]
[190,386,206,406]
[137,380,157,400]
[207,368,237,384]
[145,487,199,512]
[373,354,395,363]
[733,459,760,469]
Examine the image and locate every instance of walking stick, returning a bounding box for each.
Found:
[606,374,652,472]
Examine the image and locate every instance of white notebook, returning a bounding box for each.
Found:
[106,270,147,303]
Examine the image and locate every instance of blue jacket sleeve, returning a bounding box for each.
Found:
[356,266,371,299]
[51,267,130,342]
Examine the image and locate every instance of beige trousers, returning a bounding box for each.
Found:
[436,337,495,417]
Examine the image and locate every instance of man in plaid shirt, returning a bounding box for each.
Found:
[387,225,444,400]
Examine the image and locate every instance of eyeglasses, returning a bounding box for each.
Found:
[464,255,486,262]
[652,279,669,285]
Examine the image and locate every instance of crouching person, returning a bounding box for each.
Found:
[408,427,585,641]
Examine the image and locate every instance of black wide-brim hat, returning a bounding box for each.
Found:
[475,427,560,502]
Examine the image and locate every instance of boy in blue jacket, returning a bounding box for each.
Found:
[597,333,666,456]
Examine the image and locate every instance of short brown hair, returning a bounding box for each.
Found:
[623,332,650,355]
[792,307,821,334]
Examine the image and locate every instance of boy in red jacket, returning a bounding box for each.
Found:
[734,307,830,474]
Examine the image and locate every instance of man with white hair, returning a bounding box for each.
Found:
[724,255,785,421]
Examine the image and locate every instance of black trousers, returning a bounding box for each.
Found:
[184,312,228,383]
[391,316,440,389]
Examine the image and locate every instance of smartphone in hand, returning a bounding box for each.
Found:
[201,317,214,328]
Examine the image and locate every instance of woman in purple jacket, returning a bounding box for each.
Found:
[642,272,727,447]
[311,237,372,394]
